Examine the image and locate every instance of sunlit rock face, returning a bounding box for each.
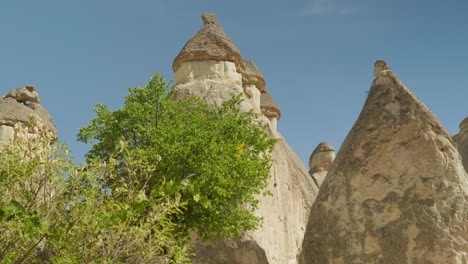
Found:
[0,85,56,143]
[308,142,335,188]
[300,60,468,264]
[173,13,318,264]
[175,60,243,85]
[453,117,468,172]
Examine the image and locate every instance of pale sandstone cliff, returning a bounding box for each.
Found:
[300,60,468,264]
[308,142,335,188]
[173,14,318,264]
[453,117,468,172]
[0,85,56,143]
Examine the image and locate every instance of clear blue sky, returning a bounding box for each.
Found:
[1,0,467,165]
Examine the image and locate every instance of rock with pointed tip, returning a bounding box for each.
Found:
[300,61,468,263]
[308,142,335,187]
[453,117,468,172]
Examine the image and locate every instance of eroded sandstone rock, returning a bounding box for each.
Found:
[300,60,468,264]
[308,142,335,188]
[0,86,56,143]
[453,117,468,172]
[173,13,318,264]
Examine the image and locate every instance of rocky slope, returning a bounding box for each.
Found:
[300,60,468,263]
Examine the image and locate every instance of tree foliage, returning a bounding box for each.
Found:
[78,73,276,240]
[0,72,275,263]
[0,116,189,263]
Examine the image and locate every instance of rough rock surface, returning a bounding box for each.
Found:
[0,86,56,142]
[308,142,335,188]
[2,85,41,103]
[453,117,468,172]
[300,60,468,264]
[172,13,243,73]
[174,13,318,264]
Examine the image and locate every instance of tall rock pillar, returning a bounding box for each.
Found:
[173,14,318,264]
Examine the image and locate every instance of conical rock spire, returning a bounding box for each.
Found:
[300,60,468,263]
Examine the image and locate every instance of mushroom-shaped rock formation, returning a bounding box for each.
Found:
[453,117,468,172]
[308,142,335,188]
[173,14,319,264]
[242,60,265,111]
[300,60,468,263]
[173,13,244,86]
[172,13,247,110]
[0,85,56,143]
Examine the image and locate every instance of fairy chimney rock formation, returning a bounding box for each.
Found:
[173,14,318,264]
[453,117,468,172]
[308,142,335,188]
[0,85,56,143]
[300,60,468,263]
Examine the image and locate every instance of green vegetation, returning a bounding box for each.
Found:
[78,73,276,240]
[0,73,276,263]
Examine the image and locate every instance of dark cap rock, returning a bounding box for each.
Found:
[172,13,243,72]
[242,60,265,92]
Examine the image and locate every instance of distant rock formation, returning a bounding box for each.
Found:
[0,85,56,143]
[453,117,468,172]
[173,13,318,264]
[308,142,335,188]
[300,60,468,263]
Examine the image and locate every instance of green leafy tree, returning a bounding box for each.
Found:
[0,116,190,263]
[78,73,276,240]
